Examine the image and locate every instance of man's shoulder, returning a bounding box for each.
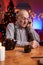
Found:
[7,22,20,29]
[8,23,14,25]
[7,23,14,28]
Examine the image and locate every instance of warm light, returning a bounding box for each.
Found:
[0,42,2,46]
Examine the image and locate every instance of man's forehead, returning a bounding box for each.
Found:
[21,11,29,18]
[17,10,29,18]
[22,13,29,18]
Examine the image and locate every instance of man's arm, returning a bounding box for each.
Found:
[33,30,40,42]
[6,23,14,40]
[29,28,40,42]
[29,28,40,48]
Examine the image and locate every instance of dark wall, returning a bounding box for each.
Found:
[4,0,43,13]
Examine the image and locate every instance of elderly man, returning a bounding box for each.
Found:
[6,9,40,49]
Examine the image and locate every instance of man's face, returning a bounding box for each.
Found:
[17,11,29,28]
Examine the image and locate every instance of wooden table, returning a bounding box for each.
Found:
[0,46,43,65]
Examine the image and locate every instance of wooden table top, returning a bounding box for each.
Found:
[0,46,43,65]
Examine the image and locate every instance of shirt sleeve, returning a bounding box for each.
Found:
[6,23,15,40]
[17,41,29,46]
[29,28,40,42]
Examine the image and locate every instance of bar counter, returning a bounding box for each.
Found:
[0,46,43,65]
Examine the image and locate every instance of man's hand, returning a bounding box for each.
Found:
[30,40,39,48]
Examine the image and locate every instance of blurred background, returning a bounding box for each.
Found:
[0,0,43,42]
